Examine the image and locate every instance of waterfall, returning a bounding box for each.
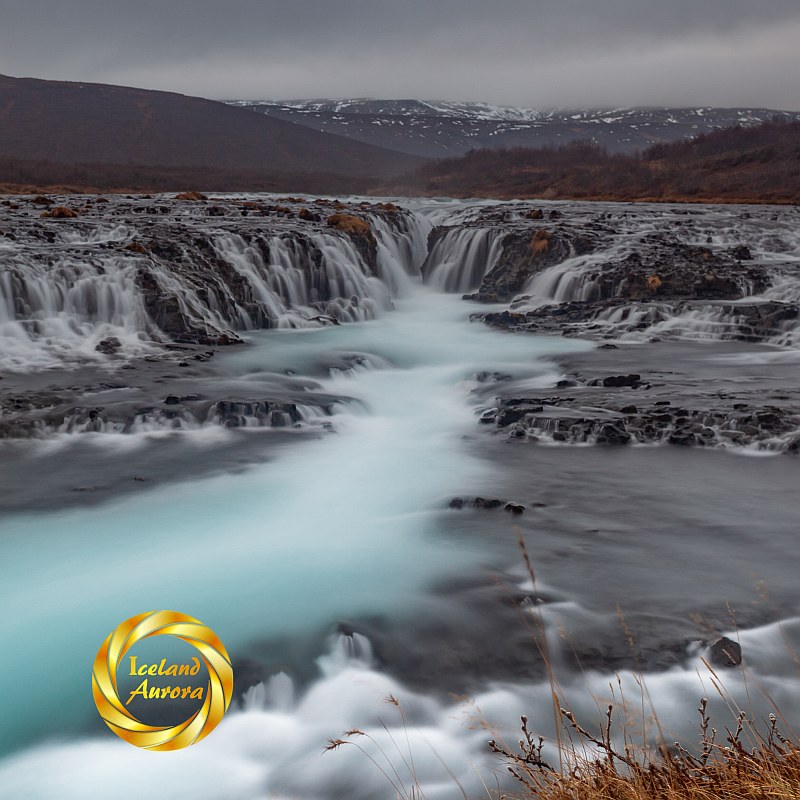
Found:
[422,227,505,292]
[367,211,431,294]
[0,252,161,371]
[0,207,427,372]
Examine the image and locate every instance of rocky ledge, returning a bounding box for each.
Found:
[475,339,800,453]
[425,202,800,453]
[447,202,800,347]
[0,193,418,352]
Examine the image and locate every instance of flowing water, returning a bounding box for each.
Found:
[1,198,800,799]
[0,283,590,796]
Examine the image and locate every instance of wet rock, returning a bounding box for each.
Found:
[496,408,526,426]
[490,391,800,453]
[476,371,511,383]
[504,502,525,514]
[595,423,631,445]
[95,336,122,355]
[601,374,641,388]
[709,636,742,667]
[212,399,305,428]
[448,498,464,509]
[467,228,598,303]
[473,497,504,509]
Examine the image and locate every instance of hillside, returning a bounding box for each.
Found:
[394,119,800,203]
[0,75,424,190]
[230,98,800,158]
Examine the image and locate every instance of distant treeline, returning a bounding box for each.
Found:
[0,159,374,195]
[393,118,800,204]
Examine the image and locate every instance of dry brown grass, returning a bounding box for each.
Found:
[491,534,800,800]
[492,702,800,800]
[531,229,551,256]
[41,205,79,218]
[327,213,373,237]
[175,191,208,201]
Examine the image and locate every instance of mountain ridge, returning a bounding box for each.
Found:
[228,98,800,158]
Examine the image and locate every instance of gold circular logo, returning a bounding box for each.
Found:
[92,610,233,750]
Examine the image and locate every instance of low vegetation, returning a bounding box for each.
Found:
[41,205,79,218]
[397,118,800,204]
[492,702,800,800]
[326,212,373,237]
[0,158,374,195]
[2,119,797,203]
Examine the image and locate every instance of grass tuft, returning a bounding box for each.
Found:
[492,701,800,799]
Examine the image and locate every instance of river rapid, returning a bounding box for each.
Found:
[1,196,799,799]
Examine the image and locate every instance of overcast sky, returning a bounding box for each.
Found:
[2,0,799,109]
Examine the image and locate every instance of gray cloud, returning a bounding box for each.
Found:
[1,0,799,108]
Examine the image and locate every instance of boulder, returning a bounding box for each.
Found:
[95,336,122,355]
[709,636,742,667]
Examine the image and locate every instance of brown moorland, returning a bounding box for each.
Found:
[392,118,800,204]
[0,74,424,191]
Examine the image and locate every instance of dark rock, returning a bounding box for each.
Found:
[497,408,525,426]
[709,636,742,667]
[475,370,512,383]
[471,228,598,303]
[602,374,641,388]
[448,498,464,509]
[94,336,122,355]
[595,423,631,445]
[473,497,503,509]
[164,395,181,405]
[298,208,320,222]
[505,503,526,514]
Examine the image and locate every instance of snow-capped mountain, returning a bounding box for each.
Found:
[226,98,800,157]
